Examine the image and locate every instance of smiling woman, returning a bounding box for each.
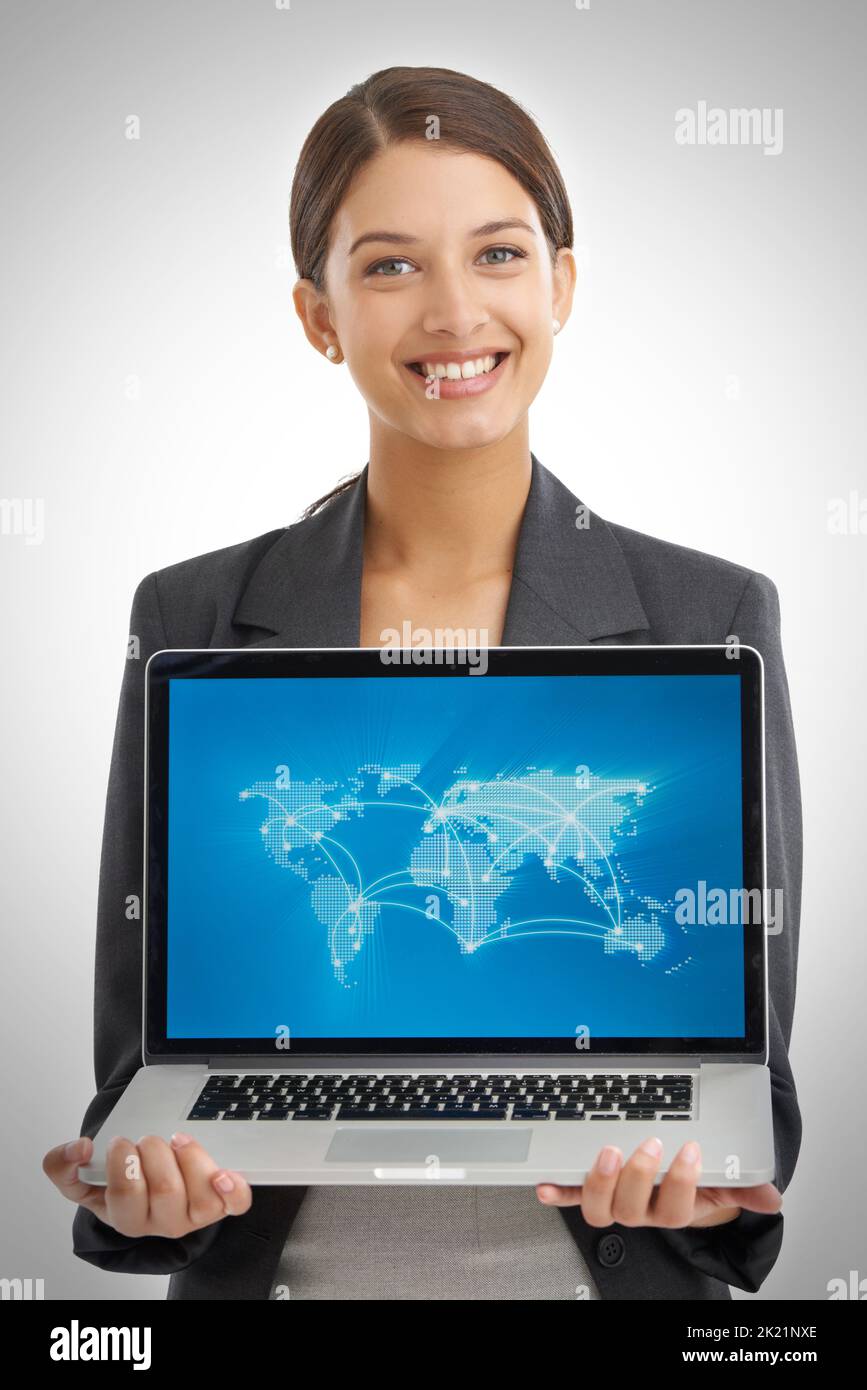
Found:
[291,66,574,521]
[55,64,802,1306]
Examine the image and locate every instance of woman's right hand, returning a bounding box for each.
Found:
[43,1131,252,1237]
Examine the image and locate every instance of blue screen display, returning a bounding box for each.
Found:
[166,674,745,1040]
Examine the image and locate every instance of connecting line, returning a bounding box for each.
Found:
[246,776,633,955]
[498,781,625,925]
[481,815,566,872]
[386,862,617,935]
[554,862,620,932]
[473,922,612,951]
[337,878,614,954]
[247,791,362,910]
[406,778,478,944]
[437,794,622,930]
[358,904,610,953]
[564,823,623,928]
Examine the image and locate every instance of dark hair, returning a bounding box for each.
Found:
[291,65,574,519]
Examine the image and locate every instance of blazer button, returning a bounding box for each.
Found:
[595,1232,626,1267]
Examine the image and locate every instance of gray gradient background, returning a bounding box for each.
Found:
[1,0,864,1300]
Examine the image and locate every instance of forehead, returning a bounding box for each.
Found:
[328,142,540,250]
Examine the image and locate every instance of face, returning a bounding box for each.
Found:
[294,142,576,454]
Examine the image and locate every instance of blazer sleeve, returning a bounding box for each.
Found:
[72,571,225,1274]
[657,569,803,1293]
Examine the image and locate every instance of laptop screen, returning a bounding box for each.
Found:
[154,658,761,1054]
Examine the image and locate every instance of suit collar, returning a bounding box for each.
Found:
[232,453,649,647]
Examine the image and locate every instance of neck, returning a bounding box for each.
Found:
[363,431,533,581]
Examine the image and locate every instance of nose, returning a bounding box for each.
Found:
[419,265,491,342]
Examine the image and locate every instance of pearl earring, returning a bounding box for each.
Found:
[326,344,340,361]
[552,318,561,335]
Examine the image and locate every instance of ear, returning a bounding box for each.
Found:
[292,278,337,358]
[551,248,578,332]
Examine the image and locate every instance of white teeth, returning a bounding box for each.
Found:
[419,354,501,379]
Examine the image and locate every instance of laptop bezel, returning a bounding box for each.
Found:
[142,645,767,1066]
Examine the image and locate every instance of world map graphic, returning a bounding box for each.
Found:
[239,764,670,988]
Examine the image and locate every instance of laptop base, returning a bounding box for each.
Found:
[78,1061,775,1187]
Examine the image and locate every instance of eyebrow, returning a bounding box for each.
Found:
[347,219,537,258]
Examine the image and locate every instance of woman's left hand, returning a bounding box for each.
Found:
[536,1138,782,1229]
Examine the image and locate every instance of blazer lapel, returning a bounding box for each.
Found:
[233,470,367,647]
[232,454,650,649]
[500,457,649,645]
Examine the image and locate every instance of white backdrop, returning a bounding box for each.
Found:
[1,0,863,1300]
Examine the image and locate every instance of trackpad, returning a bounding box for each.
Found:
[326,1129,531,1163]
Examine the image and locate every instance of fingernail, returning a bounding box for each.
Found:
[64,1139,85,1161]
[598,1146,621,1175]
[681,1141,701,1165]
[538,1185,558,1202]
[214,1172,235,1194]
[639,1137,663,1158]
[170,1132,193,1149]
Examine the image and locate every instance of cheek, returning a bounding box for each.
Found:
[516,336,553,387]
[343,357,409,424]
[343,315,404,386]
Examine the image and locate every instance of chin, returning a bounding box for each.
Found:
[410,416,516,453]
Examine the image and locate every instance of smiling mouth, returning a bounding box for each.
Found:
[406,351,510,379]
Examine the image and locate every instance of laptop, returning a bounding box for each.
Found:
[79,643,774,1188]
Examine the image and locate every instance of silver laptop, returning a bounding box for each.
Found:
[79,643,774,1188]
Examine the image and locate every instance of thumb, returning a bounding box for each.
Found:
[730,1183,782,1214]
[43,1138,107,1217]
[703,1183,782,1217]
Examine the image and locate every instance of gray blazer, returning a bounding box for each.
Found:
[72,455,802,1299]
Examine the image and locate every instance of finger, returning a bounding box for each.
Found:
[611,1136,665,1226]
[651,1140,703,1228]
[536,1183,583,1207]
[170,1132,253,1223]
[696,1183,782,1219]
[208,1168,254,1218]
[42,1138,106,1219]
[135,1135,198,1237]
[733,1183,782,1215]
[103,1136,149,1237]
[579,1145,624,1227]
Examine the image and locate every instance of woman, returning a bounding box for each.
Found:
[45,66,801,1300]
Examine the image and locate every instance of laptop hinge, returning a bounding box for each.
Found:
[204,1054,707,1071]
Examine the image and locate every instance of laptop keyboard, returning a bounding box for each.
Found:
[187,1072,695,1122]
